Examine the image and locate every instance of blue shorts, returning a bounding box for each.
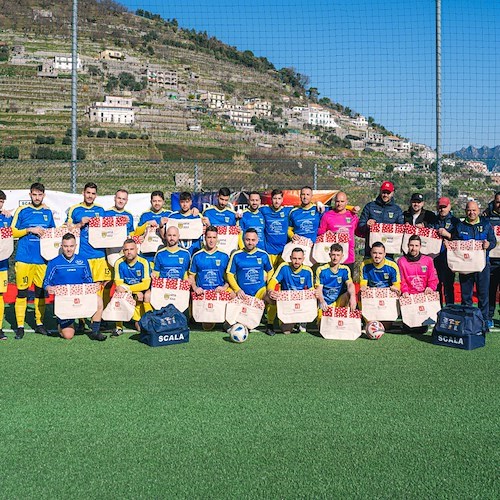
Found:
[58,318,75,329]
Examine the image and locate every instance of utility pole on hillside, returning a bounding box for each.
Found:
[70,0,78,193]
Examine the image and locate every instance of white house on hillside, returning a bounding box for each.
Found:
[53,54,82,71]
[88,96,135,124]
[301,105,338,128]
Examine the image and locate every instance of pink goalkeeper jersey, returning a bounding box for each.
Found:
[317,210,359,264]
[397,255,439,294]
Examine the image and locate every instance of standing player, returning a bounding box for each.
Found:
[267,247,314,335]
[113,238,152,335]
[202,187,237,227]
[239,191,265,250]
[11,182,55,339]
[44,233,105,340]
[151,226,191,279]
[0,190,12,340]
[315,243,357,312]
[288,186,322,242]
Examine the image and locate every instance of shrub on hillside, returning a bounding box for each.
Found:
[3,146,19,159]
[96,130,106,138]
[87,130,96,137]
[129,133,137,139]
[62,136,72,145]
[118,131,129,139]
[107,130,117,139]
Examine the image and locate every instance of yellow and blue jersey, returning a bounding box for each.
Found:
[239,208,266,250]
[105,207,135,235]
[268,262,313,291]
[66,203,106,260]
[227,248,272,295]
[203,206,237,226]
[169,211,203,256]
[359,258,401,289]
[315,264,352,305]
[0,212,12,271]
[153,247,191,279]
[43,253,93,288]
[137,209,172,230]
[261,205,292,255]
[288,204,322,241]
[189,248,229,289]
[114,255,151,292]
[12,204,55,264]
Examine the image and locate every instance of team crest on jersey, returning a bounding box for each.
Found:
[300,277,305,284]
[280,212,284,218]
[388,212,394,218]
[257,258,262,264]
[136,270,141,276]
[179,258,184,264]
[421,266,427,272]
[75,259,84,265]
[346,217,351,223]
[215,260,221,266]
[337,277,342,283]
[43,215,48,221]
[225,217,229,223]
[384,273,389,279]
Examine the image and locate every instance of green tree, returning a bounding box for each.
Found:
[3,146,19,159]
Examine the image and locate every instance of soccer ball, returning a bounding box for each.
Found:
[365,320,385,340]
[229,323,249,343]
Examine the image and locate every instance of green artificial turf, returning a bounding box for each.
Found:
[0,305,499,499]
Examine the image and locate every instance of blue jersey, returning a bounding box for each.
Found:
[114,255,151,292]
[0,212,12,271]
[169,211,203,256]
[289,204,322,241]
[360,258,400,288]
[105,207,135,235]
[227,248,272,295]
[239,209,266,249]
[261,205,293,255]
[138,209,172,228]
[153,247,191,279]
[66,203,105,260]
[315,264,352,305]
[12,204,55,264]
[43,253,93,288]
[203,206,237,227]
[189,248,229,289]
[269,262,313,291]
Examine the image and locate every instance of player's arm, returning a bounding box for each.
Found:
[359,261,368,290]
[226,253,241,294]
[389,262,401,292]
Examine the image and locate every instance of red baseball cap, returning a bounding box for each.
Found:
[380,181,394,193]
[438,197,451,208]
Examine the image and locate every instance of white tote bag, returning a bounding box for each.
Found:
[102,291,136,322]
[225,295,265,330]
[53,283,100,320]
[0,227,14,261]
[40,227,80,261]
[360,288,399,322]
[276,289,318,324]
[88,216,128,249]
[320,307,362,340]
[106,236,142,267]
[191,290,232,323]
[216,226,240,256]
[401,225,442,258]
[282,236,314,267]
[312,231,349,264]
[488,226,500,259]
[399,292,441,328]
[369,223,406,254]
[150,277,191,312]
[140,226,163,254]
[167,217,204,240]
[446,240,486,274]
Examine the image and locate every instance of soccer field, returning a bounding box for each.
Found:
[1,309,499,498]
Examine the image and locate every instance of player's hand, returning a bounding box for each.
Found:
[202,217,210,226]
[316,201,325,214]
[46,286,55,295]
[194,287,204,295]
[402,292,410,298]
[192,207,200,216]
[291,234,300,242]
[443,240,451,250]
[349,298,357,310]
[351,206,361,215]
[236,289,247,299]
[320,300,328,311]
[214,286,227,293]
[360,285,368,292]
[390,286,401,296]
[367,219,376,228]
[483,240,490,250]
[135,291,144,302]
[160,217,169,226]
[29,226,44,236]
[269,290,279,300]
[415,223,425,228]
[236,210,243,219]
[424,287,434,295]
[80,217,91,226]
[116,285,127,293]
[148,221,159,228]
[438,228,451,239]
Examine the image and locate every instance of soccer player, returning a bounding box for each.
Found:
[105,189,135,235]
[398,235,439,334]
[448,201,495,330]
[359,242,401,292]
[357,181,404,257]
[43,233,105,341]
[151,226,191,279]
[135,191,172,264]
[403,193,438,227]
[317,191,359,273]
[167,191,203,256]
[202,187,237,227]
[315,243,357,312]
[239,191,265,250]
[0,190,12,340]
[288,186,322,242]
[113,238,152,335]
[11,182,55,339]
[267,247,314,335]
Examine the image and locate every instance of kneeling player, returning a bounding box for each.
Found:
[113,238,152,335]
[44,233,105,340]
[315,243,357,315]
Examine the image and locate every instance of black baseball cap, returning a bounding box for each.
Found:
[410,193,424,202]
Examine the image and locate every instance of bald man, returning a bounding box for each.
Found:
[448,201,496,329]
[152,226,191,279]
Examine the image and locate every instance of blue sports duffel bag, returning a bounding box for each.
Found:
[139,304,190,347]
[432,304,486,350]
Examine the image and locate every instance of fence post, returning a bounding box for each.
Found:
[194,161,199,192]
[313,163,318,191]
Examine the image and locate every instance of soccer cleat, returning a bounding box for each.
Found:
[0,330,7,340]
[265,326,276,336]
[89,332,107,341]
[35,325,49,336]
[487,320,494,329]
[77,321,90,333]
[298,325,307,333]
[15,327,25,340]
[111,328,123,337]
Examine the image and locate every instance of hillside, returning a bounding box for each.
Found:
[454,145,500,171]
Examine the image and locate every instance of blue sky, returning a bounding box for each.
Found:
[120,0,499,152]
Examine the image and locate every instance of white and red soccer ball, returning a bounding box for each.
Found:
[365,320,385,340]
